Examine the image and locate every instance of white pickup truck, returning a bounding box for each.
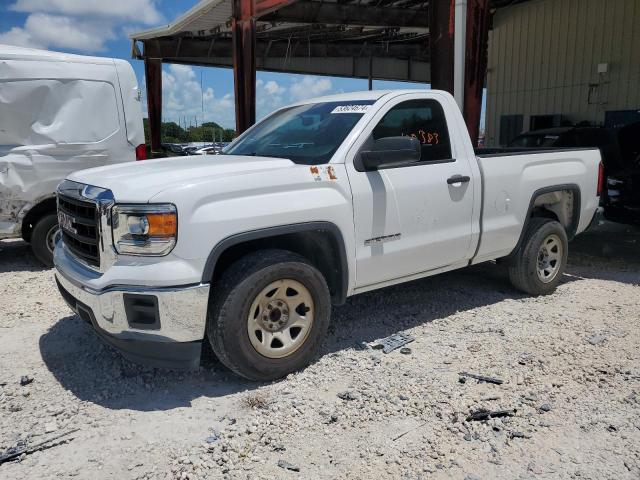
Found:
[54,90,602,380]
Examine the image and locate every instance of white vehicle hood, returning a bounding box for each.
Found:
[67,155,296,202]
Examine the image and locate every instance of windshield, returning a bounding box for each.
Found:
[224,100,375,164]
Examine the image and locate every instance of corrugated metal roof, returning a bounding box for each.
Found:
[129,0,432,82]
[130,0,232,40]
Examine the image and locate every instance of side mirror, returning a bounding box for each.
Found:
[360,136,421,171]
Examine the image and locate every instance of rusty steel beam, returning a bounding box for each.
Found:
[429,0,454,94]
[144,58,162,155]
[231,0,297,133]
[157,56,430,83]
[463,0,491,146]
[232,0,258,133]
[143,37,427,60]
[261,1,428,28]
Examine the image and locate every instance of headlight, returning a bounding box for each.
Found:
[111,204,177,256]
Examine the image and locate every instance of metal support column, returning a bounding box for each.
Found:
[429,0,455,94]
[232,0,257,134]
[144,56,162,156]
[453,0,468,109]
[463,0,491,146]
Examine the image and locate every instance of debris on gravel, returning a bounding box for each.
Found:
[458,371,504,385]
[277,459,300,472]
[538,403,553,413]
[0,428,79,465]
[337,390,358,401]
[466,408,517,422]
[587,333,607,346]
[373,332,415,354]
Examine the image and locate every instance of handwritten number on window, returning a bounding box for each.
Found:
[403,130,439,145]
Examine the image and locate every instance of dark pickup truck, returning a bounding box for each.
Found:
[506,124,640,226]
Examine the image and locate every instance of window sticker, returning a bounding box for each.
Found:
[309,166,338,181]
[330,105,371,114]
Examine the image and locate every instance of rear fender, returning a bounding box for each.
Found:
[506,184,581,259]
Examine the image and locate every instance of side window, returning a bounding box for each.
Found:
[372,99,452,162]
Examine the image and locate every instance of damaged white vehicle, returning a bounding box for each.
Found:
[0,45,145,266]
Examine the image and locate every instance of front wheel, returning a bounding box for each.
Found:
[207,249,331,381]
[30,213,59,268]
[508,218,568,295]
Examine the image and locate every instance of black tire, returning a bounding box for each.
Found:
[30,213,59,268]
[508,218,568,295]
[207,249,331,381]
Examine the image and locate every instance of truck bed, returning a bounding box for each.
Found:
[471,148,601,264]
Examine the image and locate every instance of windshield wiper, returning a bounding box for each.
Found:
[231,151,292,160]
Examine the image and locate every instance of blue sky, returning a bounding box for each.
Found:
[0,1,483,130]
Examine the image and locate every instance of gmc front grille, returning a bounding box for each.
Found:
[57,194,100,267]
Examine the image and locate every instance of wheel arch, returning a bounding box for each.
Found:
[202,222,349,305]
[21,196,57,243]
[507,184,581,258]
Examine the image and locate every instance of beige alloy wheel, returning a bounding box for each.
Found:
[247,279,314,359]
[536,233,563,283]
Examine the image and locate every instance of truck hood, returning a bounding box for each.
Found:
[67,155,295,202]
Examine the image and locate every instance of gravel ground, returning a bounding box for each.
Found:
[1,219,639,480]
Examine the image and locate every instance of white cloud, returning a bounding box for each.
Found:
[263,80,285,96]
[0,0,162,52]
[0,26,45,49]
[0,14,115,52]
[143,67,341,130]
[10,0,162,25]
[289,76,333,101]
[157,68,341,129]
[161,64,235,129]
[255,78,287,120]
[254,76,335,119]
[1,14,116,52]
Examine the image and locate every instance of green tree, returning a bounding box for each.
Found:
[163,122,186,142]
[142,118,235,145]
[222,129,237,142]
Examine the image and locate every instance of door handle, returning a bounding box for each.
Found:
[447,175,471,185]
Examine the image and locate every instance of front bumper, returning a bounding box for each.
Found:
[54,251,210,370]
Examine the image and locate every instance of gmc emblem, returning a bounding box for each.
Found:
[57,211,77,235]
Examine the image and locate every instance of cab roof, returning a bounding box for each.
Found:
[289,89,436,107]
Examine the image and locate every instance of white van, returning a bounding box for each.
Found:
[0,45,145,266]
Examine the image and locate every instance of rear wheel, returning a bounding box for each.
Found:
[30,213,59,268]
[508,218,568,295]
[207,249,331,381]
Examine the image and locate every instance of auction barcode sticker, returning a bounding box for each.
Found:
[331,105,371,114]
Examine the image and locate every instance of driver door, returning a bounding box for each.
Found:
[345,93,476,289]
